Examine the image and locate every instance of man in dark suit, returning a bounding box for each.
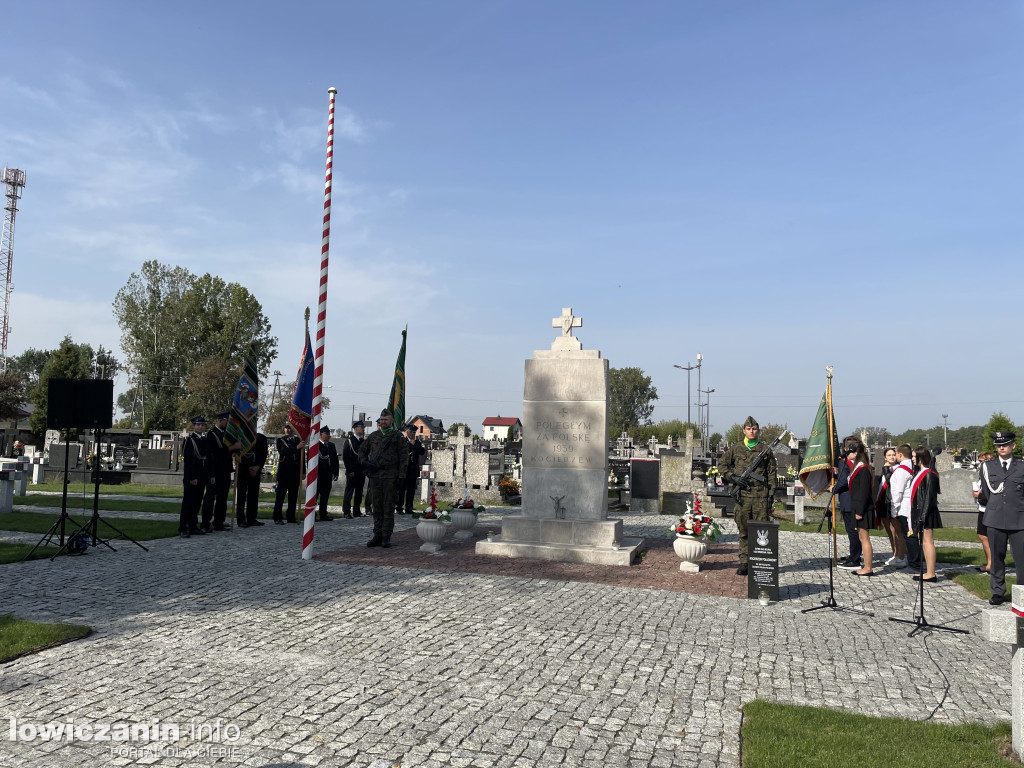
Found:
[342,420,366,519]
[273,423,303,524]
[236,433,268,528]
[979,430,1024,605]
[180,416,214,538]
[314,427,340,521]
[398,424,426,515]
[201,411,234,532]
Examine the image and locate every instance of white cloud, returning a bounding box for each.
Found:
[7,291,120,357]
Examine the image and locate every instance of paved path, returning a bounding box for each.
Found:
[0,511,1013,767]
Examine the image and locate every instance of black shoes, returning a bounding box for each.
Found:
[236,520,248,528]
[382,537,391,548]
[249,520,265,527]
[353,511,364,518]
[838,558,862,570]
[343,513,352,519]
[212,524,227,531]
[190,528,205,536]
[913,575,938,583]
[367,536,383,547]
[319,516,332,522]
[199,525,212,534]
[274,520,285,526]
[736,564,748,576]
[990,594,1005,606]
[180,531,190,539]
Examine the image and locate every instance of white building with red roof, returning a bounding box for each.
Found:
[482,416,521,442]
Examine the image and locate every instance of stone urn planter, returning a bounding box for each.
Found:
[673,535,708,573]
[416,520,446,553]
[450,508,478,540]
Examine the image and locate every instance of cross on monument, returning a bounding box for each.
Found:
[552,307,582,337]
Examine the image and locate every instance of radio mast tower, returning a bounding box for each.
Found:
[0,168,27,373]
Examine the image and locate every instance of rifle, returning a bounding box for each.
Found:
[728,428,790,501]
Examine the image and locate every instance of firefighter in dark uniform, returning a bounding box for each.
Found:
[201,411,234,532]
[358,409,410,548]
[273,423,303,524]
[342,420,366,518]
[717,416,778,575]
[978,430,1024,605]
[398,423,426,514]
[180,416,214,538]
[314,427,340,521]
[236,433,268,527]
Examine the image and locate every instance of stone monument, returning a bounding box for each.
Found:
[476,308,644,565]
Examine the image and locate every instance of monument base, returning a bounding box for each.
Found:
[475,514,645,566]
[475,537,644,566]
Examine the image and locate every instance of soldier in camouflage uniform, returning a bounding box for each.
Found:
[717,416,777,575]
[358,408,410,548]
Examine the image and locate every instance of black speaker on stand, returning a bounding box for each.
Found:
[27,378,147,560]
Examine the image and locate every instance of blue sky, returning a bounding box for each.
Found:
[1,1,1022,439]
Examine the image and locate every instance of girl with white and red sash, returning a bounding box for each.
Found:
[874,447,906,564]
[841,436,876,576]
[909,446,943,582]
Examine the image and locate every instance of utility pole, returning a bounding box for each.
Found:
[941,413,949,448]
[699,387,715,455]
[0,168,26,373]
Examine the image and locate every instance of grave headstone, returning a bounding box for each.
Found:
[630,458,660,513]
[477,307,644,565]
[137,448,173,470]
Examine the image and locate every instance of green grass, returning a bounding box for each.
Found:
[934,547,1012,568]
[778,519,986,544]
[0,512,180,540]
[741,700,1017,768]
[951,572,1017,601]
[15,495,183,514]
[0,541,60,563]
[0,614,91,664]
[27,481,278,502]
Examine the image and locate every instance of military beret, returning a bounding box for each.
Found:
[380,408,391,417]
[190,415,207,425]
[743,416,759,428]
[992,430,1016,446]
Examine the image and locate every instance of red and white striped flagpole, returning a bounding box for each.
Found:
[302,85,337,560]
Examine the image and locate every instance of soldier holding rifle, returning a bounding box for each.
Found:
[718,417,779,575]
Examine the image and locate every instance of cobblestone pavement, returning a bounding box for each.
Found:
[0,511,1013,767]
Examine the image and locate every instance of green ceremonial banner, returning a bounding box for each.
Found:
[799,384,839,499]
[387,328,407,427]
[226,342,259,455]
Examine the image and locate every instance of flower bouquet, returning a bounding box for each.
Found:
[668,494,721,542]
[413,490,450,522]
[452,497,484,513]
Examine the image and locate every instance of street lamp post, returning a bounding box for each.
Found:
[673,356,701,429]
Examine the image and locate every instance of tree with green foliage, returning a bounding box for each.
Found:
[113,260,277,430]
[608,367,658,438]
[709,432,723,449]
[447,422,469,437]
[852,426,892,446]
[29,336,97,437]
[630,419,700,446]
[984,412,1021,456]
[724,421,788,446]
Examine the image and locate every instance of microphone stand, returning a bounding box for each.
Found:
[802,489,873,616]
[889,510,968,637]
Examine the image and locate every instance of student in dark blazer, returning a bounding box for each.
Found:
[314,427,340,521]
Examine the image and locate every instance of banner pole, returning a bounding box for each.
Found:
[826,367,837,563]
[302,86,336,560]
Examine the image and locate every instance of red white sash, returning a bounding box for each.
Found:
[849,462,867,488]
[875,473,889,503]
[910,467,933,503]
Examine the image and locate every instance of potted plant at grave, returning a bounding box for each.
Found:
[668,492,721,573]
[412,490,449,552]
[498,474,520,500]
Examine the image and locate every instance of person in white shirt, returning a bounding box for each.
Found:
[888,443,915,569]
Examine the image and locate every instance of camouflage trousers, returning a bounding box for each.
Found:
[367,476,399,539]
[735,494,772,565]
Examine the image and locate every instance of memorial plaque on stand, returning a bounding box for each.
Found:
[747,520,780,601]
